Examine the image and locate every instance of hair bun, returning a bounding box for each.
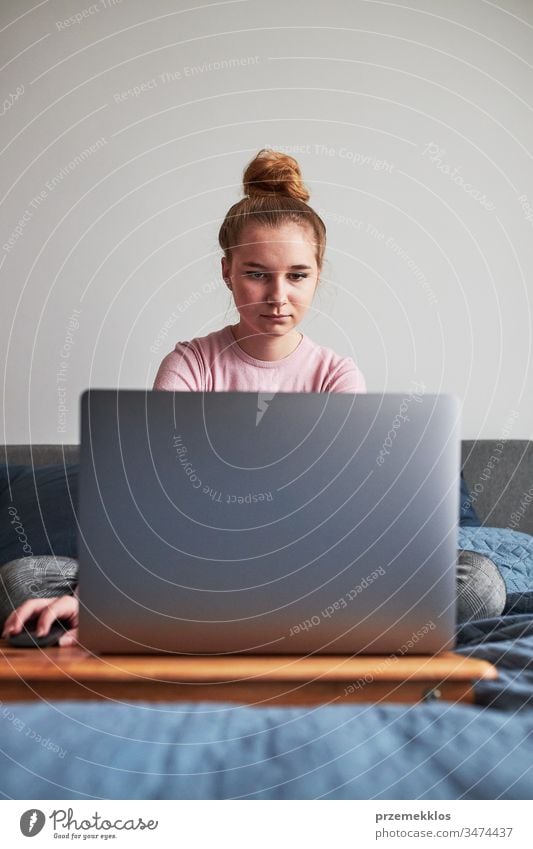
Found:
[243,148,310,202]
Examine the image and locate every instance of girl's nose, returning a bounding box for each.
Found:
[266,276,288,302]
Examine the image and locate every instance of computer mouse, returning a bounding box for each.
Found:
[6,617,71,648]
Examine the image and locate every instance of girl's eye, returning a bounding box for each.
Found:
[244,273,308,281]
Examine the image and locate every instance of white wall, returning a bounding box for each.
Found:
[1,0,532,443]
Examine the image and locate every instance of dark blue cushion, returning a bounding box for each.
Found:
[459,470,481,526]
[0,464,78,568]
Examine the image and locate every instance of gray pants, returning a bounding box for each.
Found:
[0,556,78,630]
[456,549,507,623]
[0,550,507,631]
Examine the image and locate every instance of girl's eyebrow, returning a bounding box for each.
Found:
[242,261,312,270]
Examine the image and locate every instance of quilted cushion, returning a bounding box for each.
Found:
[458,526,533,594]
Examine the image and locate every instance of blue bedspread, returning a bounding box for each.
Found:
[1,699,532,800]
[1,527,532,799]
[455,594,533,712]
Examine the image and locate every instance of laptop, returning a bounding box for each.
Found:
[77,389,460,655]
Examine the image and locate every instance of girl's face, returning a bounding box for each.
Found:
[221,222,320,337]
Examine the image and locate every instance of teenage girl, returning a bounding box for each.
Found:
[0,148,506,646]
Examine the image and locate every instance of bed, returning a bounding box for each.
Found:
[0,440,532,799]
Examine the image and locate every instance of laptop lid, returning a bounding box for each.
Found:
[77,390,460,655]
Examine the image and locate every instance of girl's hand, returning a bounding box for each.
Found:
[1,593,79,647]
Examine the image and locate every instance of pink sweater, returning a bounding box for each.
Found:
[153,325,366,393]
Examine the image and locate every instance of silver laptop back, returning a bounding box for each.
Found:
[77,390,460,655]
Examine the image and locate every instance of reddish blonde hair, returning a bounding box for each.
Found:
[218,148,326,270]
